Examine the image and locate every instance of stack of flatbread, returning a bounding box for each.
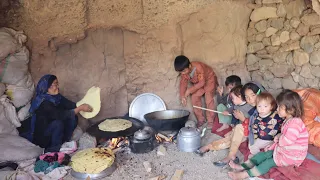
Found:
[98,119,132,132]
[71,148,115,174]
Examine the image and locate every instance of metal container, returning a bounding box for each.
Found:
[71,163,117,179]
[177,127,201,152]
[144,110,190,131]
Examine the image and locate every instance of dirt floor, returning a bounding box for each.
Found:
[65,130,247,180]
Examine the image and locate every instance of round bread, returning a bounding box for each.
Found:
[98,119,132,132]
[71,148,115,174]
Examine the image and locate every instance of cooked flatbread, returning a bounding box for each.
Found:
[98,119,132,132]
[76,86,101,119]
[71,148,115,174]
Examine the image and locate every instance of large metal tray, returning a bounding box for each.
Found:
[71,163,117,179]
[129,93,166,125]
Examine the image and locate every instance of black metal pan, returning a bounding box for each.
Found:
[144,110,190,131]
[86,116,144,140]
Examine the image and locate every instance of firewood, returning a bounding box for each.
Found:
[157,133,171,141]
[149,175,166,180]
[171,169,184,180]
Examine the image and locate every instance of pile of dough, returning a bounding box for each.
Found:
[71,148,115,174]
[76,86,101,119]
[98,119,133,132]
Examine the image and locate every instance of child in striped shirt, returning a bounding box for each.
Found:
[228,89,309,180]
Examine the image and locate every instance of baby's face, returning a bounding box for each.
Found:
[257,100,272,117]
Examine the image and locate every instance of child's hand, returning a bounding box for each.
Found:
[222,111,230,116]
[217,86,223,96]
[264,144,271,151]
[274,134,281,143]
[181,97,187,107]
[233,110,245,121]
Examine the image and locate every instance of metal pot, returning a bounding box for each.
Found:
[134,129,152,141]
[177,127,201,152]
[144,110,190,131]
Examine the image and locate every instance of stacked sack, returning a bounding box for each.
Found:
[0,27,34,125]
[0,28,43,163]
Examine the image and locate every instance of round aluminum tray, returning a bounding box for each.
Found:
[129,93,166,125]
[71,163,117,179]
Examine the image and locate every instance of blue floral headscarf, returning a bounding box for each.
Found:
[27,74,62,141]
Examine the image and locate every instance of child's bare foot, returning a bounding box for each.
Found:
[216,124,229,132]
[229,161,244,170]
[199,146,209,153]
[228,171,249,180]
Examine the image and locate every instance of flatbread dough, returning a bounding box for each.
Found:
[71,148,115,174]
[76,86,101,119]
[98,119,132,132]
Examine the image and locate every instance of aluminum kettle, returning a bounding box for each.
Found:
[177,127,201,152]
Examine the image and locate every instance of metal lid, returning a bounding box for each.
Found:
[129,93,166,125]
[134,129,152,140]
[179,127,200,137]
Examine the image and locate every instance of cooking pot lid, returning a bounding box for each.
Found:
[179,127,200,136]
[134,129,152,140]
[129,93,166,125]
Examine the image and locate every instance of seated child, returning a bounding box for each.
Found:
[228,90,309,180]
[216,75,242,132]
[196,85,252,154]
[249,92,284,157]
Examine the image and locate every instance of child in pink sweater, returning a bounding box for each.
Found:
[228,89,309,180]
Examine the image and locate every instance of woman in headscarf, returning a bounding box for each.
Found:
[28,74,92,152]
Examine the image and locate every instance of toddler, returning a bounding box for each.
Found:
[228,90,309,180]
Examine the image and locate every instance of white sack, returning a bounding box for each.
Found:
[0,83,5,96]
[6,84,34,108]
[0,134,43,162]
[0,47,29,86]
[0,95,20,128]
[18,102,31,121]
[0,27,27,60]
[0,101,18,135]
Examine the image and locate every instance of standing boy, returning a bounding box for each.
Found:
[174,55,218,127]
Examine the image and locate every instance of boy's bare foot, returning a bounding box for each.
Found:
[216,124,229,132]
[229,161,244,170]
[228,171,249,180]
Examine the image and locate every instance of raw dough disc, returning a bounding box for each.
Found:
[76,86,101,119]
[98,119,132,132]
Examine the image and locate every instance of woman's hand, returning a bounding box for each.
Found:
[233,109,245,121]
[74,104,93,114]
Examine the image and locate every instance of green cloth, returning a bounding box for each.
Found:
[217,104,232,124]
[241,150,277,177]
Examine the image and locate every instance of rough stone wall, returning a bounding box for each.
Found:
[246,0,320,96]
[28,0,252,125]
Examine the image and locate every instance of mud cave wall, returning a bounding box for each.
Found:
[2,0,252,126]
